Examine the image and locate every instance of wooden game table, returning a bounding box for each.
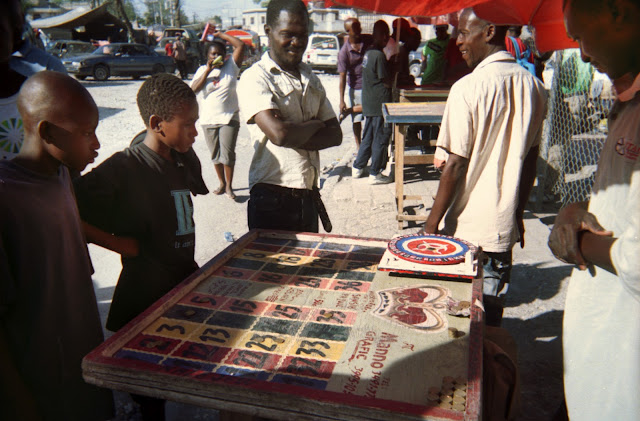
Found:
[383,102,447,229]
[83,230,482,421]
[398,87,451,103]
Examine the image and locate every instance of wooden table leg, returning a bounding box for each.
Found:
[394,123,405,229]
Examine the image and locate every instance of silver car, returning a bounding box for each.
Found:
[63,43,176,81]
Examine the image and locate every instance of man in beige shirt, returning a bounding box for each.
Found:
[424,9,547,326]
[238,0,342,232]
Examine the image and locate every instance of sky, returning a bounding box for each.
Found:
[133,0,259,25]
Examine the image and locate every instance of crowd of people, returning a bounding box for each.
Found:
[1,0,638,420]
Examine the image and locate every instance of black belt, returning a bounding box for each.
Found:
[254,183,332,232]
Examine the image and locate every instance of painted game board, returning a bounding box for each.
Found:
[83,231,483,421]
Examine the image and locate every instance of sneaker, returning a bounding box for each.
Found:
[352,166,364,178]
[369,173,393,185]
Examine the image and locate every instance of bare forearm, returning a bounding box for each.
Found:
[82,221,139,257]
[580,232,616,274]
[517,146,539,215]
[190,69,210,93]
[424,155,467,232]
[298,124,343,150]
[339,73,346,107]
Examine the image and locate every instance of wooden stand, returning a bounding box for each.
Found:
[383,102,446,229]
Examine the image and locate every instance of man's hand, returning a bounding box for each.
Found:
[548,202,613,270]
[339,99,347,115]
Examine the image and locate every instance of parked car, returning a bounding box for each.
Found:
[46,40,95,59]
[303,33,341,73]
[62,43,176,81]
[155,37,202,74]
[408,41,427,79]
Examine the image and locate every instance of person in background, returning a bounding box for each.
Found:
[352,20,393,185]
[548,0,640,419]
[191,31,245,200]
[173,33,188,80]
[164,38,174,57]
[423,9,547,327]
[338,17,372,149]
[0,71,113,421]
[237,0,342,233]
[421,24,450,85]
[390,26,421,87]
[384,17,411,61]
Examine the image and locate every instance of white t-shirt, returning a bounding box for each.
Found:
[436,51,547,252]
[237,53,336,190]
[0,93,23,161]
[191,58,240,126]
[563,75,640,421]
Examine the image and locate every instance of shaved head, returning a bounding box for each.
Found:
[16,71,100,172]
[18,71,97,134]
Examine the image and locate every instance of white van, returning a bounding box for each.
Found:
[304,33,341,73]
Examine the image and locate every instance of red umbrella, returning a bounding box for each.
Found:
[318,0,576,52]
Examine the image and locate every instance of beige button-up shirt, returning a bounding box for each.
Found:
[238,53,336,190]
[437,51,548,252]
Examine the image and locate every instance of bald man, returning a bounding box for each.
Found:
[0,71,113,420]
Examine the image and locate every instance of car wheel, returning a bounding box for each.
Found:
[409,62,422,79]
[75,75,87,81]
[152,64,165,74]
[93,65,109,81]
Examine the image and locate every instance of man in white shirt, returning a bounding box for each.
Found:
[548,0,640,419]
[423,9,547,326]
[238,0,342,232]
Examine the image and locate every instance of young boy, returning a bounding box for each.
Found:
[0,71,113,420]
[352,20,393,185]
[73,73,207,419]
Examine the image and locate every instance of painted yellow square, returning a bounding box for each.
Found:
[143,317,201,339]
[188,325,246,347]
[234,331,293,354]
[288,338,345,361]
[268,253,310,266]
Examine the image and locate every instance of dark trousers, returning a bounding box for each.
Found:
[248,183,318,232]
[354,115,392,176]
[176,59,187,79]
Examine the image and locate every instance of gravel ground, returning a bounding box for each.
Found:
[81,69,569,421]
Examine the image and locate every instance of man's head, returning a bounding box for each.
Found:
[137,73,198,153]
[407,27,422,51]
[435,24,449,41]
[507,26,522,38]
[344,18,361,38]
[17,71,100,172]
[391,18,411,43]
[456,8,507,69]
[1,0,23,63]
[265,0,309,71]
[372,20,390,49]
[563,0,640,79]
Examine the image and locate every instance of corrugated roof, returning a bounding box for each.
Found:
[30,3,113,29]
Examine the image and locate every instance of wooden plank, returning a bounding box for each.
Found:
[404,154,435,165]
[83,231,483,421]
[383,102,446,124]
[396,214,429,222]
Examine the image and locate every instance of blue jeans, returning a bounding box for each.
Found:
[482,250,512,326]
[354,116,392,176]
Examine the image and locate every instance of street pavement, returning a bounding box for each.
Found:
[83,75,570,421]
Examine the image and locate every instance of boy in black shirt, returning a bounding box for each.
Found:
[74,73,208,420]
[352,20,393,185]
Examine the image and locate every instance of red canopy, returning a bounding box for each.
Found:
[316,0,576,52]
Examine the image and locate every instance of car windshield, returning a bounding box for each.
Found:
[93,45,116,55]
[310,37,337,50]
